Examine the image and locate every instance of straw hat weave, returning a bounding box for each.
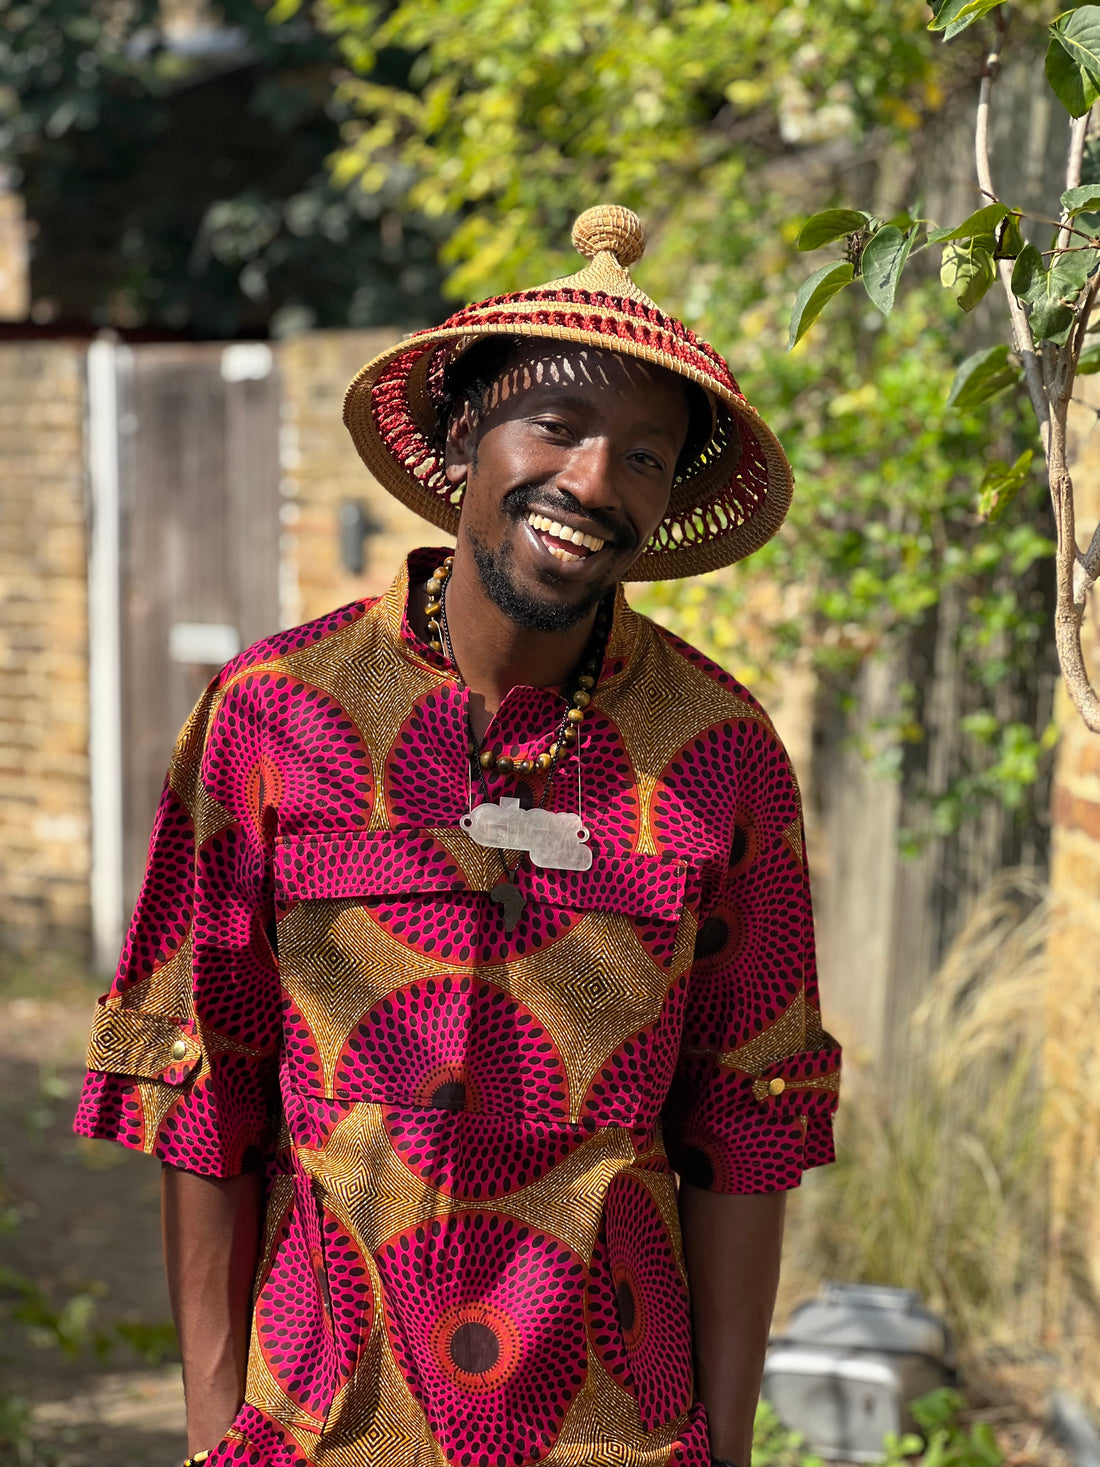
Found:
[343,206,793,579]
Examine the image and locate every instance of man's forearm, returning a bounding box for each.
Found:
[680,1186,787,1466]
[162,1164,263,1456]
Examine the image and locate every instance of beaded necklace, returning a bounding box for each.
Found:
[424,555,608,775]
[422,555,613,929]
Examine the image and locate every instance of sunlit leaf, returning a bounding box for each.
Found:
[787,260,855,348]
[1076,340,1100,372]
[978,449,1034,521]
[929,0,1009,38]
[796,209,870,251]
[947,344,1020,410]
[940,238,996,310]
[861,224,918,315]
[927,204,1007,243]
[1061,184,1100,215]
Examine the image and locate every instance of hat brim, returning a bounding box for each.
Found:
[344,313,793,581]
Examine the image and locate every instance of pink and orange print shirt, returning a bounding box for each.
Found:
[75,549,840,1467]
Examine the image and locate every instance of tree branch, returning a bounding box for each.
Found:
[976,47,1100,730]
[974,41,1051,453]
[1056,110,1091,258]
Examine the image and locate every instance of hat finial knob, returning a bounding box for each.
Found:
[571,205,646,269]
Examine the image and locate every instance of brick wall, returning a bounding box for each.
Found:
[277,330,443,625]
[1048,376,1100,1334]
[0,342,90,954]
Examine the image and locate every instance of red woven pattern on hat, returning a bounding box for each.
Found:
[366,285,769,551]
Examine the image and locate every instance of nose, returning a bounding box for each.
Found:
[554,434,619,509]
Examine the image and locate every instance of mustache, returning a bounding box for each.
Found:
[502,484,637,553]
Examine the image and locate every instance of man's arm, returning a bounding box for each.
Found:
[679,1186,787,1467]
[162,1164,263,1456]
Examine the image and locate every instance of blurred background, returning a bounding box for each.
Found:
[2,1,1099,1463]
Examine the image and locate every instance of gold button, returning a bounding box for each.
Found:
[170,1039,188,1061]
[768,1077,786,1096]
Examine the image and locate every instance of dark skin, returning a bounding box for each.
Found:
[166,341,786,1463]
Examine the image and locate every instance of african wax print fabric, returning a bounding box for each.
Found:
[75,549,840,1467]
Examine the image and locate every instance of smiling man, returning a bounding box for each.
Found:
[75,206,840,1467]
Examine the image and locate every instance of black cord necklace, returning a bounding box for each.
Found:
[425,558,613,932]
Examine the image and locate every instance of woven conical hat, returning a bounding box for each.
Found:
[343,205,793,579]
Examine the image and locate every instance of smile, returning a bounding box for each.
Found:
[526,513,607,563]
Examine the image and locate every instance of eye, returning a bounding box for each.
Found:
[629,448,667,473]
[532,416,573,438]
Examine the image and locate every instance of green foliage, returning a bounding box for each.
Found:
[947,345,1021,412]
[0,1,445,332]
[791,6,1100,349]
[752,1389,1008,1467]
[320,0,939,299]
[788,261,854,348]
[977,448,1035,521]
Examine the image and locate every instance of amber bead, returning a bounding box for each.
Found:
[536,752,554,772]
[429,640,442,653]
[425,600,442,617]
[562,725,577,743]
[566,707,585,724]
[479,750,495,770]
[496,755,514,773]
[578,675,596,690]
[572,690,590,709]
[514,758,534,775]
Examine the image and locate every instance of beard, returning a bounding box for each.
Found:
[467,524,613,632]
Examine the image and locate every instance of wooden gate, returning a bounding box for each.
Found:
[115,343,281,917]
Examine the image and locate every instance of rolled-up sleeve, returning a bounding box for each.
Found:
[74,678,281,1177]
[663,736,840,1194]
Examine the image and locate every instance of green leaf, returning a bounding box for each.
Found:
[929,0,1009,39]
[1013,241,1098,341]
[1061,184,1100,215]
[1046,32,1100,116]
[995,213,1025,259]
[979,449,1034,520]
[1050,9,1100,91]
[796,209,870,251]
[947,343,1020,410]
[1076,340,1100,372]
[927,203,1007,244]
[861,224,917,315]
[940,238,996,311]
[788,260,855,348]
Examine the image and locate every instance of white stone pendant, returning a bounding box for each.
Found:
[461,798,593,871]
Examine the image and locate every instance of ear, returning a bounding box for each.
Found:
[443,404,476,485]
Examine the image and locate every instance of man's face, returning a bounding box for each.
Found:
[445,342,691,632]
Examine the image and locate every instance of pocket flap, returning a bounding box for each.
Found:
[275,829,690,920]
[275,831,468,900]
[86,999,201,1085]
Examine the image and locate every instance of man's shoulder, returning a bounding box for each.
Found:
[216,596,381,686]
[634,610,777,732]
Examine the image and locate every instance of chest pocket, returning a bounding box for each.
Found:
[271,828,696,1118]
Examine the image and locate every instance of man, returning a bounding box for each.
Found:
[75,205,840,1467]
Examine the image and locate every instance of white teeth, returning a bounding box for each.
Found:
[547,544,582,563]
[525,511,606,554]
